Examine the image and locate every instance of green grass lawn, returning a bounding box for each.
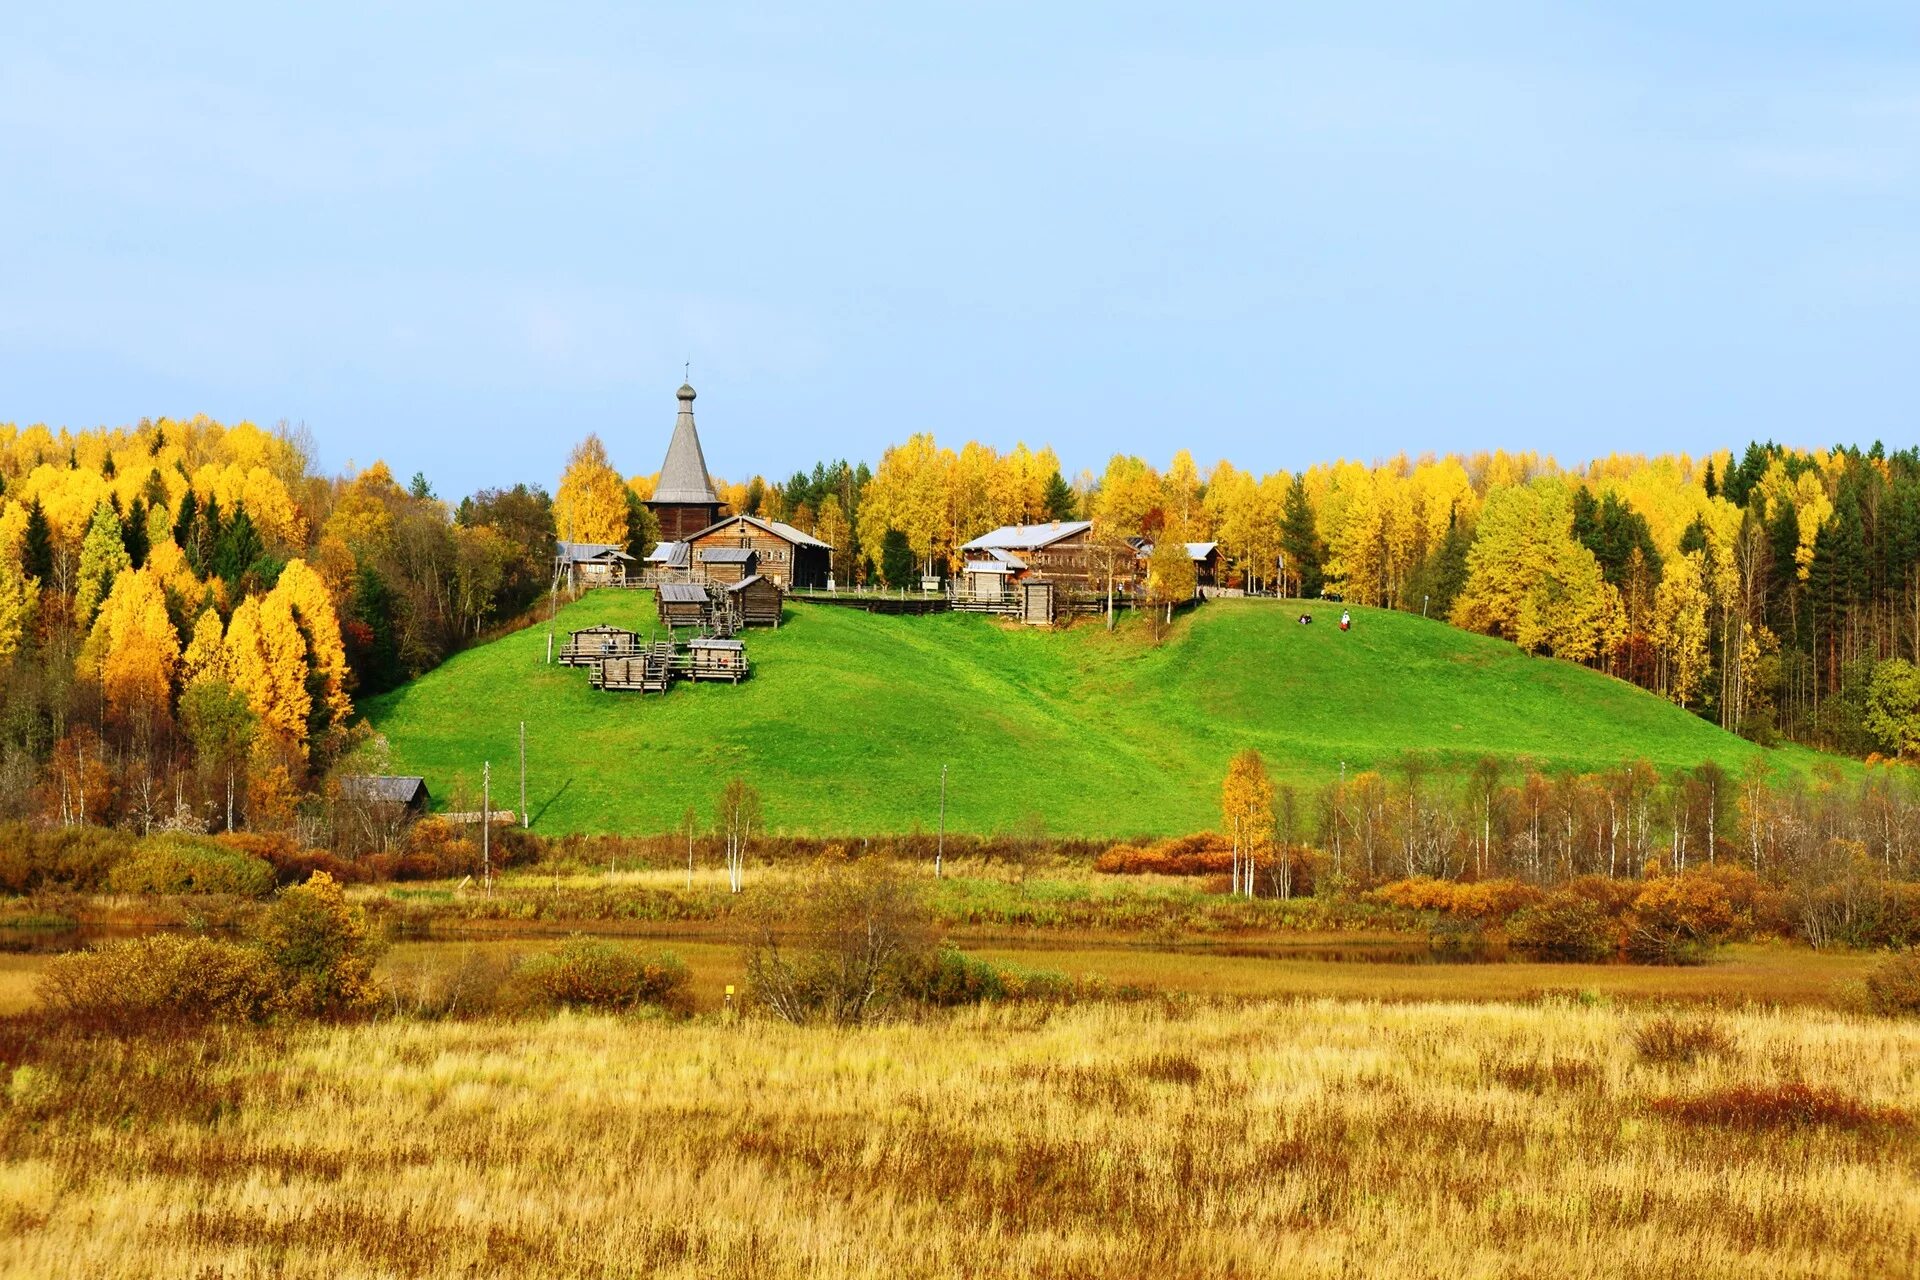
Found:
[361,592,1836,837]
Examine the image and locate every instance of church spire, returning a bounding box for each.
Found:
[652,381,720,504]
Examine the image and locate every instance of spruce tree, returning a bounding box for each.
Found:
[122,498,150,569]
[22,499,53,584]
[1042,470,1077,521]
[880,529,917,588]
[1279,476,1324,597]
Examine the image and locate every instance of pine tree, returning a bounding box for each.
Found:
[22,499,53,585]
[880,529,917,589]
[1279,475,1324,597]
[122,497,150,569]
[1041,470,1077,521]
[210,507,262,589]
[172,488,200,569]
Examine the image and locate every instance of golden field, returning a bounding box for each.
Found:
[2,997,1917,1279]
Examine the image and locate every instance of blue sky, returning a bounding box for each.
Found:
[2,2,1915,498]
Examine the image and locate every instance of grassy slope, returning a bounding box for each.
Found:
[362,593,1834,836]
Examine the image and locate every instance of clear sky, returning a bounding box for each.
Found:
[2,2,1915,498]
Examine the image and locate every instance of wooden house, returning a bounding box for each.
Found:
[643,384,727,542]
[641,539,691,584]
[555,541,635,588]
[688,637,748,682]
[698,545,759,584]
[688,513,832,589]
[960,521,1103,587]
[338,775,431,816]
[957,559,1015,607]
[1133,540,1221,595]
[727,573,783,627]
[657,582,711,630]
[560,624,643,666]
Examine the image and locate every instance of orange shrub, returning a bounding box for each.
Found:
[1369,878,1544,920]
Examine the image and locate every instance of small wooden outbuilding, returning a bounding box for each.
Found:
[699,545,759,585]
[727,574,783,627]
[658,583,711,630]
[1020,580,1056,626]
[688,637,748,682]
[560,624,642,666]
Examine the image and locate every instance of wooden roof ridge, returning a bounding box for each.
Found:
[651,382,721,505]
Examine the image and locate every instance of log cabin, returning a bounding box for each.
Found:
[959,521,1105,587]
[555,541,635,588]
[688,513,832,589]
[726,573,784,627]
[657,582,711,630]
[697,545,758,585]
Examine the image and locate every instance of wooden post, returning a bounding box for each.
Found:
[519,722,528,829]
[482,761,492,895]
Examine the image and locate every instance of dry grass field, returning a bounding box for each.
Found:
[3,998,1917,1279]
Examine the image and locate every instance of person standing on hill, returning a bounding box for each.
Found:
[1340,609,1351,631]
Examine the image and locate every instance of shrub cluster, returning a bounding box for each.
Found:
[509,936,690,1013]
[1632,1014,1739,1066]
[1369,877,1545,920]
[33,872,384,1028]
[1649,1083,1906,1132]
[104,836,276,897]
[1864,948,1920,1017]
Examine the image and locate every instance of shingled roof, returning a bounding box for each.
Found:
[652,383,721,505]
[961,521,1092,551]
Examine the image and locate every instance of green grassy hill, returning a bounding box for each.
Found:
[361,592,1833,837]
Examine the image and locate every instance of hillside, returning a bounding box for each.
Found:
[361,592,1831,837]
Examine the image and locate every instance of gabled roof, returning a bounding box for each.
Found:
[690,512,833,550]
[699,546,758,564]
[651,383,722,505]
[644,540,690,567]
[659,583,709,603]
[339,775,429,806]
[556,540,635,563]
[1136,540,1221,562]
[986,548,1028,569]
[724,573,770,592]
[961,520,1092,551]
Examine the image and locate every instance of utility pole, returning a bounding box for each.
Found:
[936,764,948,878]
[519,722,528,829]
[482,761,492,895]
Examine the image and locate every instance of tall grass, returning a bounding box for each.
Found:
[3,999,1916,1277]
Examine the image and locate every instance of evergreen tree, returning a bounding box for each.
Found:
[346,566,403,695]
[210,507,262,590]
[408,471,435,500]
[22,499,53,585]
[1702,459,1718,499]
[1042,470,1077,521]
[172,488,200,567]
[122,498,150,569]
[624,488,660,561]
[880,529,917,588]
[1679,516,1708,557]
[1279,476,1324,597]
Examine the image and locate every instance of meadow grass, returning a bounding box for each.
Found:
[361,591,1831,836]
[2,999,1915,1278]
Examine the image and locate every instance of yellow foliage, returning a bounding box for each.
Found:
[80,566,180,722]
[554,435,629,546]
[224,595,312,757]
[181,607,227,688]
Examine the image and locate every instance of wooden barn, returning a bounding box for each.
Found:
[657,583,711,630]
[726,574,783,627]
[688,513,832,590]
[559,624,643,666]
[697,545,759,584]
[555,541,636,588]
[688,637,748,682]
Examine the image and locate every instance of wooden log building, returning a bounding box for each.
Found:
[689,513,831,590]
[643,384,726,543]
[727,574,783,627]
[560,624,643,665]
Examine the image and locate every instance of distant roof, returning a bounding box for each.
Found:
[963,560,1014,574]
[651,383,722,506]
[339,775,428,805]
[689,637,744,650]
[659,583,709,603]
[699,546,758,564]
[569,623,635,636]
[1137,540,1220,562]
[644,540,690,567]
[555,540,635,563]
[691,513,833,550]
[724,573,769,592]
[961,521,1092,551]
[986,548,1027,569]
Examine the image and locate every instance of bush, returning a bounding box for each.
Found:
[1864,948,1920,1017]
[898,947,1010,1006]
[0,825,142,894]
[253,871,384,1016]
[1370,877,1544,920]
[105,836,276,897]
[1632,1013,1738,1066]
[1506,892,1616,959]
[1626,872,1745,962]
[511,936,690,1012]
[37,934,282,1027]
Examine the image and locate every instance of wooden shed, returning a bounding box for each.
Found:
[688,637,748,682]
[698,545,759,585]
[727,574,783,627]
[658,583,711,630]
[560,624,642,666]
[1020,580,1056,626]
